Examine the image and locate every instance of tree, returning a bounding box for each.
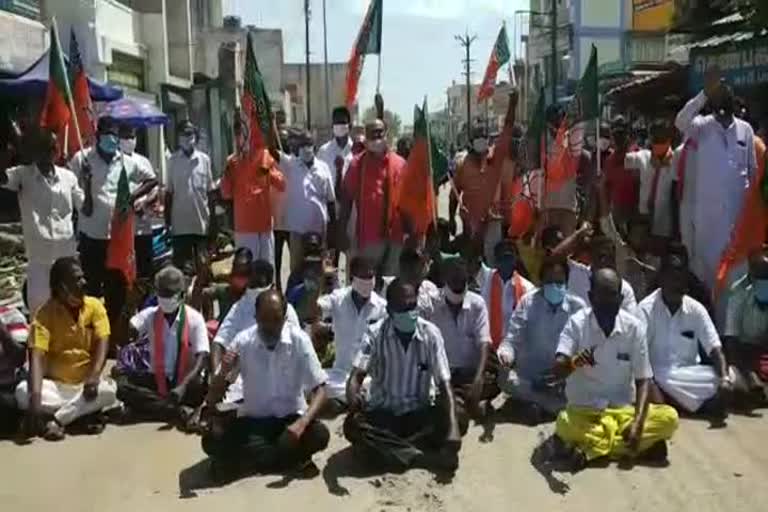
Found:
[362,106,402,139]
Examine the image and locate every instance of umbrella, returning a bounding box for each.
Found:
[101,97,168,127]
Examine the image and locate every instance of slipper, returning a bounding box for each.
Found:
[43,421,66,442]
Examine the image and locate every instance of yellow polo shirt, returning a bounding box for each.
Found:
[31,296,110,384]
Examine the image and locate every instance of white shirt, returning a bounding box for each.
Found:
[166,149,215,236]
[557,308,653,409]
[69,148,155,239]
[567,259,639,317]
[130,305,209,377]
[280,155,336,234]
[125,152,158,236]
[639,289,721,371]
[231,323,327,418]
[380,278,441,319]
[317,137,353,186]
[318,287,387,380]
[430,290,491,371]
[624,149,677,237]
[213,292,300,348]
[2,164,82,264]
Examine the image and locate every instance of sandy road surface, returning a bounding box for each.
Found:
[1,408,767,512]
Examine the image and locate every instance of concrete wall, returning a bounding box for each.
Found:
[0,9,46,72]
[166,0,192,82]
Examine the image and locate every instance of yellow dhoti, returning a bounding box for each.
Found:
[555,404,679,461]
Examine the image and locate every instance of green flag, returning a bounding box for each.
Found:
[566,44,599,126]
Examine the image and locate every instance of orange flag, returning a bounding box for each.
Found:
[397,100,436,237]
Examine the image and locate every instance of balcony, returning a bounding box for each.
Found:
[0,0,40,20]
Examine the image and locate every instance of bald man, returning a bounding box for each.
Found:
[553,268,678,471]
[204,289,330,479]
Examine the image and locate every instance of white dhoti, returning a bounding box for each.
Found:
[25,262,53,315]
[15,378,119,426]
[654,365,726,413]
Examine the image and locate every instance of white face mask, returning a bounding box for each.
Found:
[351,276,375,299]
[245,286,270,301]
[119,137,137,155]
[366,138,387,155]
[598,137,611,151]
[333,124,350,138]
[157,295,180,314]
[472,138,489,154]
[444,287,466,305]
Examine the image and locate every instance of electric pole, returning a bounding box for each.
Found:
[322,0,331,129]
[304,0,312,130]
[455,31,477,139]
[550,1,558,104]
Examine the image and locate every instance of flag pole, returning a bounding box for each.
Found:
[376,53,382,93]
[53,17,84,154]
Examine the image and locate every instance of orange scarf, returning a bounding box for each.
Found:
[153,305,190,397]
[489,271,525,350]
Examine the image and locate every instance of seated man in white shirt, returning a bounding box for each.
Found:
[432,257,498,420]
[204,289,329,479]
[640,255,732,424]
[116,266,209,430]
[553,268,679,471]
[498,256,587,422]
[344,279,465,472]
[314,256,386,413]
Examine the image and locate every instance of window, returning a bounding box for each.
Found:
[0,0,40,20]
[108,51,146,91]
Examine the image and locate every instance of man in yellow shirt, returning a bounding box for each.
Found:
[16,257,118,441]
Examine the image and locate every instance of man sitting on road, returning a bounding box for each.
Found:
[497,257,587,422]
[344,279,465,472]
[553,268,679,471]
[115,266,209,430]
[16,257,119,441]
[0,305,27,435]
[640,255,732,424]
[381,247,441,318]
[204,289,330,479]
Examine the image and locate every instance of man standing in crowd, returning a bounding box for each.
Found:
[16,258,119,441]
[554,268,679,471]
[118,123,159,280]
[640,255,731,423]
[675,70,757,304]
[165,120,216,272]
[602,116,636,232]
[344,279,465,472]
[0,130,83,312]
[340,119,406,276]
[318,106,353,199]
[221,120,285,264]
[70,116,157,327]
[281,130,336,272]
[204,289,330,479]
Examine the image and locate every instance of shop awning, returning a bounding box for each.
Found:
[0,49,123,101]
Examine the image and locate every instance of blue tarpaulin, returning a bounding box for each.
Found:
[0,49,123,102]
[101,97,168,127]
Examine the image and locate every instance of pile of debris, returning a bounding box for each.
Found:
[0,222,26,309]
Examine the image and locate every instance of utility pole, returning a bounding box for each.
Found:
[304,0,312,130]
[322,0,331,129]
[550,0,558,104]
[455,31,477,139]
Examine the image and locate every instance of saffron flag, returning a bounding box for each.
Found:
[715,139,768,295]
[65,28,94,157]
[345,0,383,108]
[40,23,73,134]
[397,99,436,236]
[241,33,275,167]
[106,164,136,288]
[478,25,511,102]
[545,44,599,195]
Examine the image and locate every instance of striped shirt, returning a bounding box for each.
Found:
[725,278,768,344]
[353,317,451,415]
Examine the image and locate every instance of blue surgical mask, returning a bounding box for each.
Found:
[391,309,418,334]
[98,134,118,155]
[543,283,567,305]
[754,279,768,304]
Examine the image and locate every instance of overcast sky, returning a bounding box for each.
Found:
[224,0,527,121]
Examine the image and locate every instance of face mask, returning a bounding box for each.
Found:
[472,138,489,153]
[351,276,375,298]
[119,137,137,154]
[179,134,195,152]
[652,142,670,158]
[391,309,419,334]
[593,303,620,336]
[157,295,181,314]
[245,286,270,301]
[542,283,567,306]
[598,137,611,151]
[366,138,387,155]
[333,124,350,138]
[754,279,768,304]
[444,286,466,305]
[299,145,315,164]
[98,134,119,155]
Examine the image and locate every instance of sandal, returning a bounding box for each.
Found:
[43,420,66,442]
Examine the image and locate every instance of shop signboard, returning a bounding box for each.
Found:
[689,37,768,93]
